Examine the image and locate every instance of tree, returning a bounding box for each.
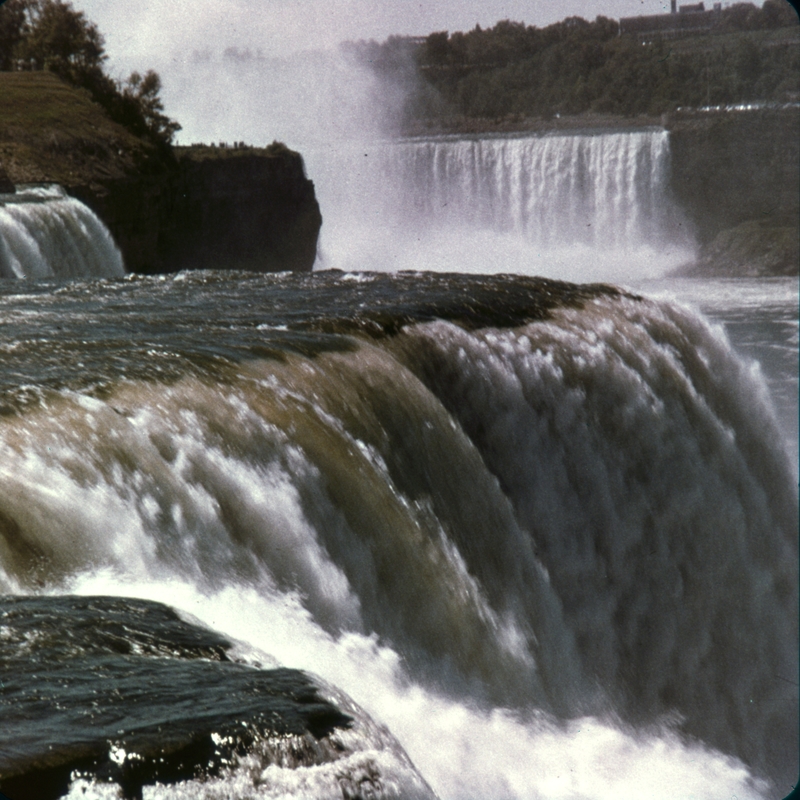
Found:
[0,0,180,146]
[761,0,799,27]
[14,0,106,80]
[420,32,450,67]
[121,70,181,144]
[0,0,26,70]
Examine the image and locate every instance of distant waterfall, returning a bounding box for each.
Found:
[389,129,674,248]
[0,185,124,280]
[308,128,691,278]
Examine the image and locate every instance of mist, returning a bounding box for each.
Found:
[163,47,405,148]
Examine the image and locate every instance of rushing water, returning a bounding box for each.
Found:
[0,125,797,798]
[0,268,796,800]
[306,130,693,280]
[0,186,124,281]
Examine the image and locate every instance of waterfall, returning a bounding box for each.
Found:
[0,279,795,795]
[391,130,674,248]
[308,129,692,279]
[0,185,124,280]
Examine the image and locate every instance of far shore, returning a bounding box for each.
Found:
[399,103,799,138]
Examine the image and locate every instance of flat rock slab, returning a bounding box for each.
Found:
[0,595,351,800]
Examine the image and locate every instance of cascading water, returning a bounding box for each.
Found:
[0,271,796,799]
[0,43,795,792]
[0,185,124,280]
[307,129,693,279]
[389,131,673,245]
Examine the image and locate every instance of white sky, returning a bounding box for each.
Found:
[68,0,783,145]
[74,0,679,77]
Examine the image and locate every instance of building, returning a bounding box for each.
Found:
[619,2,723,42]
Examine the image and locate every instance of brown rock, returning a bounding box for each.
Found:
[0,165,15,194]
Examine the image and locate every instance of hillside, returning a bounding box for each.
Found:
[0,71,163,190]
[0,72,320,274]
[349,7,799,134]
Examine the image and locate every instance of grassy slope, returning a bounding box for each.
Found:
[0,72,156,189]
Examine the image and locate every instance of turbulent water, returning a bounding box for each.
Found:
[0,267,797,799]
[0,186,124,281]
[0,127,797,798]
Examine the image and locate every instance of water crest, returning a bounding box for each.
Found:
[0,271,795,799]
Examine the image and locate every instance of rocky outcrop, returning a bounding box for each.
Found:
[0,595,352,800]
[73,144,322,275]
[0,72,321,274]
[156,145,321,274]
[0,166,15,194]
[675,218,799,277]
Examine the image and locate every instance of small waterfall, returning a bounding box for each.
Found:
[0,185,125,280]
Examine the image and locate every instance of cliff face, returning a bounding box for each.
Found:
[0,73,321,274]
[75,146,322,275]
[155,147,321,274]
[666,107,800,275]
[3,73,796,278]
[667,108,799,239]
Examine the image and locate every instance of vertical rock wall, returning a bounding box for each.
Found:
[74,147,321,275]
[157,148,321,274]
[666,107,799,274]
[667,107,800,243]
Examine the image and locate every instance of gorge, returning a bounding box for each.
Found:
[1,71,798,279]
[0,47,798,800]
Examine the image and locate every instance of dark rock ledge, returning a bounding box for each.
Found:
[0,595,351,800]
[0,72,321,275]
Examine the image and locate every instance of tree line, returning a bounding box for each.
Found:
[348,1,799,126]
[0,0,179,146]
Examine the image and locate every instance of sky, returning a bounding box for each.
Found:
[74,0,679,77]
[67,0,772,146]
[64,0,683,144]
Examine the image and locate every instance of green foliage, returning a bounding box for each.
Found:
[13,0,105,77]
[0,0,25,70]
[0,0,180,146]
[117,70,181,144]
[350,2,799,126]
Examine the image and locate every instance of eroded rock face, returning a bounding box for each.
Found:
[0,74,321,275]
[0,166,15,194]
[156,148,322,274]
[72,147,322,276]
[676,218,800,276]
[666,107,800,249]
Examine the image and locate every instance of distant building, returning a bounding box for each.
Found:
[619,2,722,42]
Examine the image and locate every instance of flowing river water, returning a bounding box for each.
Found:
[0,127,797,800]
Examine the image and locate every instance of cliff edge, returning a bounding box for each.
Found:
[0,72,321,274]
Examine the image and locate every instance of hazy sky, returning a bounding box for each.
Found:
[74,0,678,76]
[70,0,777,146]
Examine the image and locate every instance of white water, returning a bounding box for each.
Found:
[307,130,695,280]
[61,573,772,800]
[1,290,795,799]
[160,48,692,281]
[0,185,124,280]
